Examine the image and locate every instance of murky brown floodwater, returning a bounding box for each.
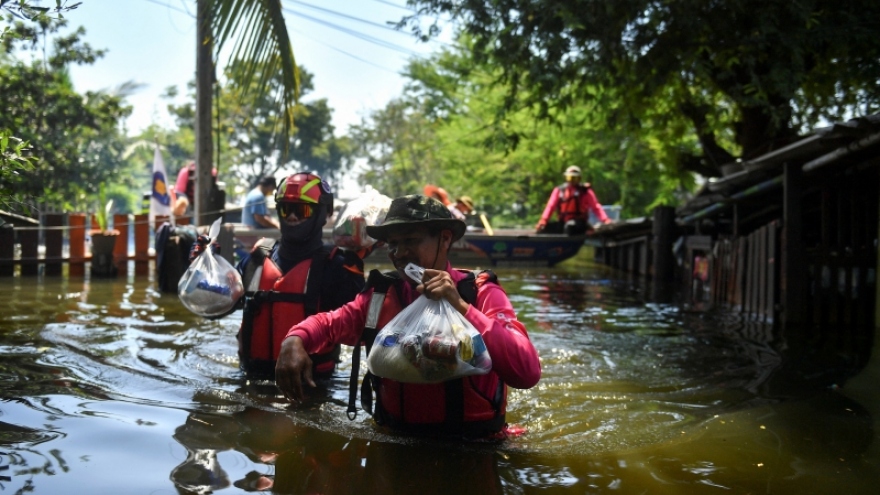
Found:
[1,251,878,494]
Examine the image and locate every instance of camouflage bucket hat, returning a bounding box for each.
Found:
[366,194,467,242]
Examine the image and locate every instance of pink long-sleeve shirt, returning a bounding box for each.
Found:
[287,262,541,390]
[540,183,609,224]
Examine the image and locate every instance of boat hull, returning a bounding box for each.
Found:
[229,225,585,268]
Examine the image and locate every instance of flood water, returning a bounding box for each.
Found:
[1,251,878,494]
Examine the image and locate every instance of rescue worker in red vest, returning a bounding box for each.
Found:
[275,194,541,438]
[535,165,612,235]
[234,173,366,379]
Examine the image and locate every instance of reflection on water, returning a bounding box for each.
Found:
[0,255,878,494]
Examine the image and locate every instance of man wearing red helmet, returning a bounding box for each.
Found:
[233,173,367,379]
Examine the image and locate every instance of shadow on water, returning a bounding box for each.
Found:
[1,254,878,493]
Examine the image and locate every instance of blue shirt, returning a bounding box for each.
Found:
[242,187,271,228]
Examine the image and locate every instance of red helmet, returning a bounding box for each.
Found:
[275,173,333,211]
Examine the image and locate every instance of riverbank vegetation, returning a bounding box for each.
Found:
[3,1,879,229]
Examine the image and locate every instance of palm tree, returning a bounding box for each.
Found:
[194,0,299,225]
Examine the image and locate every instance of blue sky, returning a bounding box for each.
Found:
[64,0,450,136]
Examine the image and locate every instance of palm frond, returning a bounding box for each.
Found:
[209,0,299,158]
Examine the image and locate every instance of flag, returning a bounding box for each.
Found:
[149,145,176,225]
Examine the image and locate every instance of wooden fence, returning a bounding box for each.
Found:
[0,213,186,277]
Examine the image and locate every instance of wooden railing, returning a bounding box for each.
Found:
[0,213,189,277]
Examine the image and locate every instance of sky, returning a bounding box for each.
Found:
[61,0,450,191]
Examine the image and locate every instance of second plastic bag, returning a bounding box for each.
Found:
[332,187,392,250]
[367,264,492,383]
[178,219,244,317]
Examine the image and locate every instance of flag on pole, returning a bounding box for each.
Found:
[149,145,176,226]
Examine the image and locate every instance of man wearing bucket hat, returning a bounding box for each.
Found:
[275,194,541,438]
[535,165,612,235]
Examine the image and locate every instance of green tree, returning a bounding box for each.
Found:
[352,41,677,226]
[165,64,353,195]
[405,0,880,176]
[0,16,133,215]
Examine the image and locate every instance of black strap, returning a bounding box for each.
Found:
[444,379,464,430]
[347,269,400,419]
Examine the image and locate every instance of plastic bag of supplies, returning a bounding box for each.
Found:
[367,263,492,383]
[332,187,392,250]
[178,219,244,317]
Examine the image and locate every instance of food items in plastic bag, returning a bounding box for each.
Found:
[178,219,244,317]
[366,264,492,383]
[332,187,392,250]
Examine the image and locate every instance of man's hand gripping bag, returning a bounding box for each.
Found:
[366,264,492,383]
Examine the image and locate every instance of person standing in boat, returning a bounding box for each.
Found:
[275,194,541,438]
[535,165,612,235]
[190,173,367,379]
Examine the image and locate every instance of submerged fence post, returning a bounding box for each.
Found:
[134,214,150,276]
[783,162,806,325]
[652,206,676,281]
[44,213,64,276]
[651,206,677,303]
[114,213,130,275]
[69,213,86,277]
[19,226,38,276]
[0,222,13,277]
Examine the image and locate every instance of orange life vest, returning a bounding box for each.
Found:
[557,183,591,223]
[349,270,506,437]
[238,241,339,379]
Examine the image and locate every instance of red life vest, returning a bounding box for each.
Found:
[349,270,506,437]
[557,183,591,223]
[238,242,339,379]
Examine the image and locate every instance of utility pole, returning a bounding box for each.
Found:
[195,0,214,227]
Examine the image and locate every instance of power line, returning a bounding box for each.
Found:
[288,25,401,74]
[286,0,409,35]
[369,0,416,12]
[143,0,191,17]
[283,7,419,57]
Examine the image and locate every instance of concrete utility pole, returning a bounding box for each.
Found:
[195,0,214,227]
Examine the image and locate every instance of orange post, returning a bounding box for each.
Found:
[69,213,86,277]
[134,213,150,275]
[114,213,129,275]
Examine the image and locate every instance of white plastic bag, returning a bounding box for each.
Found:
[332,187,392,250]
[367,264,492,383]
[178,219,244,317]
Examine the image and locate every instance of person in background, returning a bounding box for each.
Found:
[275,194,541,438]
[189,173,367,379]
[422,184,451,206]
[242,176,280,229]
[535,165,612,235]
[448,196,474,221]
[173,161,219,218]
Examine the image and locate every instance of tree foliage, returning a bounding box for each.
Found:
[405,0,880,176]
[209,0,299,159]
[351,41,681,226]
[165,64,353,195]
[0,16,133,215]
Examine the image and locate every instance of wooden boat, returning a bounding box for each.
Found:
[227,224,586,268]
[448,228,586,267]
